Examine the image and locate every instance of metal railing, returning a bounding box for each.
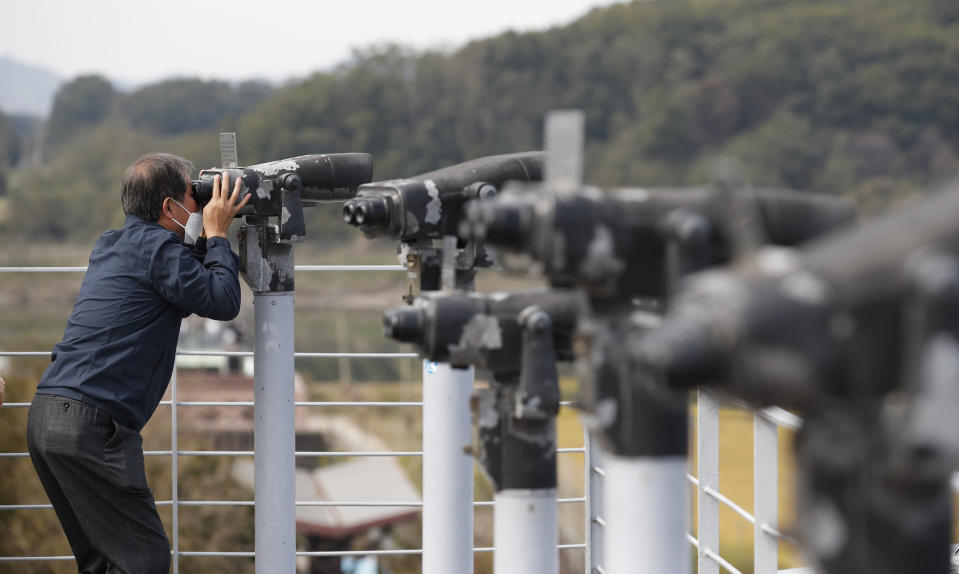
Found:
[0,263,596,573]
[689,388,803,574]
[3,262,881,573]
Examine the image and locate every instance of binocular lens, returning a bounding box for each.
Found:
[342,203,358,224]
[471,203,531,249]
[383,308,424,343]
[342,197,390,228]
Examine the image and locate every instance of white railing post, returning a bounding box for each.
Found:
[171,369,180,574]
[585,430,604,574]
[754,413,778,574]
[697,388,720,574]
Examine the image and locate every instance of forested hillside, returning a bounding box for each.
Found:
[3,0,959,243]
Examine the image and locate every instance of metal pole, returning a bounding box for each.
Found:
[754,413,778,574]
[697,388,720,574]
[605,453,688,574]
[494,489,558,574]
[585,431,604,574]
[422,360,475,574]
[170,369,180,574]
[254,292,296,574]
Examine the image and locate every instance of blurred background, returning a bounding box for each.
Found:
[2,0,959,572]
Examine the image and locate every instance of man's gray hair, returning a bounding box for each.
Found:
[121,153,195,222]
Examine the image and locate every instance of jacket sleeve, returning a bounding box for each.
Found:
[148,236,242,321]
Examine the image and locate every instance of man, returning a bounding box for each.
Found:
[27,153,250,574]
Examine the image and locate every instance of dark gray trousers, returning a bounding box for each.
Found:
[27,394,170,574]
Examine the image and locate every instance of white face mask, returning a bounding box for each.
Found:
[170,198,204,245]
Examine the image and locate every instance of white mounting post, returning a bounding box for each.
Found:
[254,292,296,574]
[422,361,475,574]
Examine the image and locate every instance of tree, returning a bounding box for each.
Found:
[45,75,115,153]
[119,79,274,135]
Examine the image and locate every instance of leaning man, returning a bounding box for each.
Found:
[27,153,249,573]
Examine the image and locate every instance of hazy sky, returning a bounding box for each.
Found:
[1,0,624,84]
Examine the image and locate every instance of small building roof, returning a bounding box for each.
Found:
[233,457,420,539]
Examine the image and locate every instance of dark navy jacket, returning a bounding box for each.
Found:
[37,215,242,430]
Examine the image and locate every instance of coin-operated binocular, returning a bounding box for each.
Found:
[343,152,543,299]
[463,184,857,310]
[384,288,586,574]
[210,153,373,293]
[634,182,959,574]
[193,153,372,243]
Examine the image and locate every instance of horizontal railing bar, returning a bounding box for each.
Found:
[691,528,750,574]
[4,399,580,409]
[703,547,745,574]
[297,450,423,457]
[176,542,587,559]
[295,401,421,407]
[294,265,405,272]
[0,556,76,562]
[177,351,419,358]
[757,406,802,431]
[0,501,172,511]
[0,267,87,273]
[175,401,254,407]
[702,486,756,525]
[3,447,587,459]
[687,473,699,486]
[0,265,407,273]
[171,401,424,408]
[295,352,418,358]
[178,500,255,507]
[177,350,251,357]
[178,551,256,557]
[0,350,418,359]
[296,549,422,557]
[761,523,801,547]
[0,497,591,512]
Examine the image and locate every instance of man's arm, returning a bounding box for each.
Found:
[150,236,242,320]
[149,174,250,321]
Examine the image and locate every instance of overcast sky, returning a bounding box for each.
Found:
[1,0,624,84]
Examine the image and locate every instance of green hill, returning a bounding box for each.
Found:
[5,0,959,243]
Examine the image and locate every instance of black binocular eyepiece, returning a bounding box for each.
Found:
[343,196,391,228]
[191,178,215,205]
[382,307,424,343]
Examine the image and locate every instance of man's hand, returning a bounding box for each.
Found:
[202,173,251,239]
